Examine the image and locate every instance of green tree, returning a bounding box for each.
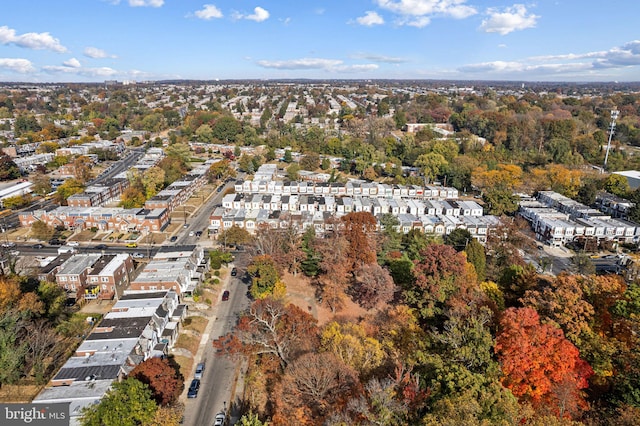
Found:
[604,173,630,197]
[195,124,214,142]
[218,225,253,248]
[444,228,472,251]
[283,149,293,163]
[212,116,242,143]
[164,143,191,163]
[0,155,20,181]
[237,412,266,426]
[286,163,300,181]
[248,255,281,299]
[0,312,28,387]
[80,378,157,426]
[300,153,320,171]
[465,239,486,283]
[415,152,448,183]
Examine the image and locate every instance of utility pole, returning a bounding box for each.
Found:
[603,109,620,170]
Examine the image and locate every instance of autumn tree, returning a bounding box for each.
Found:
[272,352,360,424]
[214,297,318,370]
[129,357,184,406]
[406,243,470,321]
[495,307,593,418]
[321,321,385,377]
[141,166,165,199]
[119,186,146,209]
[72,155,93,183]
[314,228,351,312]
[30,220,55,241]
[341,211,378,269]
[30,172,52,195]
[217,225,253,249]
[351,263,396,309]
[54,178,85,205]
[0,155,20,181]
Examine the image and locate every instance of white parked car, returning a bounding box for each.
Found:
[132,252,144,259]
[67,241,80,247]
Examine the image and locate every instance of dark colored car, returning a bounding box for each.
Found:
[222,290,230,301]
[187,379,200,398]
[195,231,203,237]
[230,267,237,276]
[32,243,45,249]
[48,239,62,246]
[94,244,108,250]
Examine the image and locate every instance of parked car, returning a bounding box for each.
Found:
[94,244,108,250]
[183,223,189,229]
[194,362,205,380]
[230,267,237,276]
[67,241,80,247]
[170,236,178,242]
[195,231,203,237]
[132,252,144,259]
[214,412,226,426]
[187,379,200,398]
[2,242,16,248]
[32,243,45,249]
[48,239,62,246]
[125,242,137,248]
[222,290,230,301]
[188,231,194,237]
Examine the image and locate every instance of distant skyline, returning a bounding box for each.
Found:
[2,1,639,83]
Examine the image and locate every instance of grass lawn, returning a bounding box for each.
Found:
[182,316,208,334]
[174,334,200,356]
[173,355,193,379]
[0,384,44,403]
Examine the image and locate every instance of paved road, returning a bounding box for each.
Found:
[182,252,251,426]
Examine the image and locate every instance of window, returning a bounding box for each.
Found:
[70,276,77,281]
[59,276,67,282]
[91,277,98,282]
[101,277,109,282]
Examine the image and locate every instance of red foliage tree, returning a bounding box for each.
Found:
[129,357,184,406]
[407,243,470,320]
[340,211,378,269]
[272,352,360,425]
[495,307,593,418]
[213,297,319,370]
[352,263,396,309]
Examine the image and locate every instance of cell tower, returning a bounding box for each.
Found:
[603,109,620,170]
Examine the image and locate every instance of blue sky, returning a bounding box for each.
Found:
[1,0,639,82]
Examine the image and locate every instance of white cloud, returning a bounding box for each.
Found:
[63,58,81,68]
[256,57,377,73]
[0,26,67,53]
[128,0,164,7]
[43,65,119,77]
[353,53,407,63]
[480,4,539,35]
[194,4,223,20]
[458,40,640,78]
[83,47,116,59]
[335,64,379,73]
[245,7,270,22]
[0,58,35,73]
[257,58,343,70]
[356,11,385,26]
[376,0,477,25]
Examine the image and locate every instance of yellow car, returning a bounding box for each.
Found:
[125,242,138,248]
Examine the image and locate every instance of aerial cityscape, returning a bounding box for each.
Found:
[2,2,640,426]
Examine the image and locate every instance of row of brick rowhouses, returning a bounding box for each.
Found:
[19,157,214,232]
